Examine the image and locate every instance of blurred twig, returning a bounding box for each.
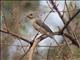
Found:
[50,0,80,47]
[47,43,52,60]
[65,0,71,19]
[0,29,32,44]
[61,9,80,32]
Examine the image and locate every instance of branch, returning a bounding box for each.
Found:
[62,9,80,32]
[49,0,73,34]
[28,35,47,60]
[63,33,80,47]
[50,0,80,47]
[0,29,32,45]
[65,0,71,19]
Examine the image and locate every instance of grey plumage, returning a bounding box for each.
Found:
[27,13,53,35]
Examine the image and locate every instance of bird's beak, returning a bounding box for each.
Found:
[26,15,33,19]
[26,15,30,19]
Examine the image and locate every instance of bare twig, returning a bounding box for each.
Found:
[72,32,80,47]
[0,29,32,44]
[50,0,80,47]
[0,27,77,47]
[18,39,25,53]
[63,35,73,54]
[1,43,69,48]
[19,32,39,60]
[65,0,71,19]
[3,14,26,55]
[2,15,9,32]
[62,9,80,32]
[49,0,72,34]
[36,51,47,60]
[47,43,52,60]
[61,1,66,18]
[0,43,29,47]
[19,45,31,60]
[63,33,79,47]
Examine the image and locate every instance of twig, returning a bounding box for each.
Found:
[36,51,46,60]
[50,0,72,34]
[0,28,77,47]
[3,14,26,54]
[50,0,80,47]
[47,43,52,60]
[19,32,39,60]
[63,35,73,54]
[61,1,66,18]
[19,45,31,60]
[18,39,25,53]
[62,9,80,32]
[72,32,80,47]
[63,33,80,47]
[0,43,29,47]
[65,0,71,19]
[2,15,9,32]
[0,29,32,44]
[0,42,72,48]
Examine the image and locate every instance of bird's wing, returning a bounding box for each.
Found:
[36,19,53,33]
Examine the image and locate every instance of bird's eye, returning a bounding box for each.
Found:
[30,14,33,16]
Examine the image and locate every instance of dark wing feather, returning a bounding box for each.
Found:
[36,19,53,33]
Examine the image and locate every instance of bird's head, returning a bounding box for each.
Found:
[26,12,35,20]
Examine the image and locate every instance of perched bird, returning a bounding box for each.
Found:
[26,12,59,45]
[26,12,53,36]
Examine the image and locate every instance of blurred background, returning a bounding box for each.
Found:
[0,0,80,60]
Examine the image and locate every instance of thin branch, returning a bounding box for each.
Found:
[19,45,31,60]
[61,1,66,18]
[0,29,32,45]
[1,43,70,48]
[0,43,29,47]
[50,0,80,35]
[1,26,78,47]
[0,28,77,47]
[18,39,25,53]
[43,10,52,22]
[43,5,59,45]
[27,32,75,60]
[63,33,80,47]
[47,43,52,60]
[65,0,71,19]
[62,9,80,32]
[36,51,47,60]
[72,32,80,47]
[50,0,72,34]
[47,1,59,12]
[19,32,39,60]
[3,14,26,54]
[2,15,9,32]
[63,35,73,54]
[50,0,64,22]
[50,0,80,47]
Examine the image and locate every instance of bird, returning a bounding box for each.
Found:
[26,12,53,35]
[26,12,59,45]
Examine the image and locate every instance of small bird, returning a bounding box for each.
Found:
[26,12,53,36]
[26,12,59,45]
